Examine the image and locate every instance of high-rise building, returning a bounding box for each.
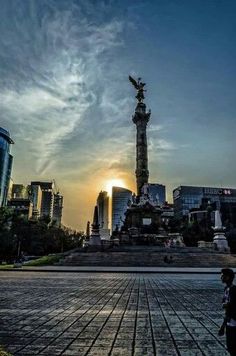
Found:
[29,183,42,218]
[0,127,14,207]
[7,178,13,201]
[30,181,63,225]
[12,184,28,199]
[97,191,110,238]
[112,186,132,232]
[8,183,33,219]
[53,192,63,227]
[97,191,109,229]
[173,185,236,226]
[31,181,55,219]
[8,198,33,219]
[147,183,166,206]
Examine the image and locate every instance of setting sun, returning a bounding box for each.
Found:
[105,179,126,196]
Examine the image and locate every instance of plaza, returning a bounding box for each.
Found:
[0,271,229,355]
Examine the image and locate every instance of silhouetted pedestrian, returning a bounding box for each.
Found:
[218,268,236,355]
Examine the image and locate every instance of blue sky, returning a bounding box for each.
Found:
[0,0,235,230]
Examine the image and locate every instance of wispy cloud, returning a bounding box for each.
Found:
[149,138,176,154]
[0,0,127,174]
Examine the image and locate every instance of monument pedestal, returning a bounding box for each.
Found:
[212,210,230,252]
[213,233,230,252]
[89,206,101,247]
[89,235,101,246]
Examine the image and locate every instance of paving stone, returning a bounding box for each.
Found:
[0,271,229,355]
[111,348,133,356]
[93,338,114,347]
[178,350,203,356]
[70,338,94,346]
[116,332,133,340]
[134,347,155,356]
[114,339,133,347]
[86,346,111,355]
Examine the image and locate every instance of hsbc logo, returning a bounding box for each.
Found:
[204,188,232,196]
[222,189,231,195]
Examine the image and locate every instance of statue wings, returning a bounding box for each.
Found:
[129,75,139,89]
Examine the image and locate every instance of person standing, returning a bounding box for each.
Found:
[219,268,236,355]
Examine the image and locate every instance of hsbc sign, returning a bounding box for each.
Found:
[203,188,232,196]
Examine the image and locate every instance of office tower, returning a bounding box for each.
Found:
[29,183,42,218]
[97,190,110,238]
[30,181,63,225]
[112,186,132,232]
[147,183,166,206]
[31,181,55,219]
[0,127,14,207]
[173,185,236,226]
[97,191,109,229]
[8,198,33,219]
[12,184,28,199]
[53,192,63,227]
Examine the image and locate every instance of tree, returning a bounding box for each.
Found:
[0,208,85,260]
[0,207,14,261]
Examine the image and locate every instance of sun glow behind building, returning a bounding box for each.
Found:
[105,179,127,197]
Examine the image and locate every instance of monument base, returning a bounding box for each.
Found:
[100,229,110,240]
[213,233,230,253]
[89,235,101,246]
[198,241,214,249]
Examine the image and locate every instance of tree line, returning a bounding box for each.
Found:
[0,207,85,262]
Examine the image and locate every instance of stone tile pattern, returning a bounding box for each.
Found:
[0,272,228,355]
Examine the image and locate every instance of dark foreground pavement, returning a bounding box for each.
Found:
[0,272,229,355]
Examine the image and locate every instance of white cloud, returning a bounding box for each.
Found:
[149,138,176,152]
[149,124,163,132]
[0,1,126,174]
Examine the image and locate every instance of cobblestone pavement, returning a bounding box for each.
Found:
[0,272,229,356]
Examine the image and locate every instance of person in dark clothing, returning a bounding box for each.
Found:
[218,268,236,355]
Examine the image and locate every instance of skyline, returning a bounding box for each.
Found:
[1,0,235,230]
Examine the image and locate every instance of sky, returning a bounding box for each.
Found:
[0,0,235,231]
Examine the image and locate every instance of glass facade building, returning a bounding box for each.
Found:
[147,183,166,206]
[112,187,132,232]
[173,185,236,226]
[0,127,14,207]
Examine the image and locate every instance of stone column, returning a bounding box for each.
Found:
[132,102,151,196]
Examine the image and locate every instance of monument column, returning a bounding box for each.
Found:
[129,76,151,196]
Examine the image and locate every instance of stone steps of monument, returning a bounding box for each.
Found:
[62,251,236,267]
[99,246,223,253]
